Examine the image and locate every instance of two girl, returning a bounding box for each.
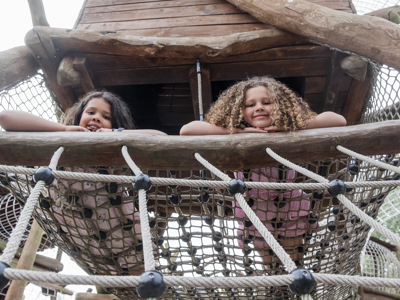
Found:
[181,76,346,266]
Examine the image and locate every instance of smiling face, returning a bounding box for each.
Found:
[79,97,112,131]
[243,85,274,128]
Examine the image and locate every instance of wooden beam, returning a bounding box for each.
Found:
[189,63,212,120]
[73,56,97,93]
[5,220,44,300]
[225,0,400,71]
[369,236,397,252]
[340,56,368,82]
[363,287,400,300]
[95,58,330,86]
[57,55,82,87]
[33,282,73,296]
[75,293,121,300]
[341,75,372,125]
[0,121,399,170]
[25,28,76,109]
[29,26,308,59]
[27,0,50,27]
[322,51,347,112]
[0,46,40,90]
[366,6,400,24]
[0,240,63,272]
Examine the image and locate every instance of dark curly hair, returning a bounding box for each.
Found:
[205,76,317,132]
[62,90,135,129]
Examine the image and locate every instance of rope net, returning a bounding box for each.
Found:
[1,152,400,299]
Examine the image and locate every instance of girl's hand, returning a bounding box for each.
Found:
[64,125,89,132]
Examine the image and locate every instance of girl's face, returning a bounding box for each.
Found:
[243,86,274,128]
[79,97,112,131]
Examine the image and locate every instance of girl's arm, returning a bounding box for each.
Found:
[96,128,167,135]
[0,110,88,132]
[180,121,268,135]
[305,111,347,129]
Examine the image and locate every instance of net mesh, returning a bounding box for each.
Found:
[1,1,400,299]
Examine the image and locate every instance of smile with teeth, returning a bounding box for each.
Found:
[87,125,99,131]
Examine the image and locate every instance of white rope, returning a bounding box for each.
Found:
[4,268,400,289]
[194,152,297,272]
[121,146,155,271]
[301,294,314,300]
[266,148,400,246]
[337,145,400,174]
[197,60,204,119]
[0,147,64,264]
[2,165,400,190]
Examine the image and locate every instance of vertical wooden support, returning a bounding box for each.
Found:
[322,51,347,112]
[5,220,44,300]
[27,0,50,27]
[25,27,76,110]
[73,56,97,93]
[341,75,372,125]
[189,64,212,120]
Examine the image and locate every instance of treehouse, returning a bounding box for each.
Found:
[1,0,400,300]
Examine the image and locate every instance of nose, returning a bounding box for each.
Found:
[91,113,101,122]
[255,103,264,111]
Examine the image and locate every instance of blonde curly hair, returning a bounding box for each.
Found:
[205,76,317,132]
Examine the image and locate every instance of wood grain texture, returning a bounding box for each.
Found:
[32,26,308,59]
[226,0,400,71]
[0,46,39,90]
[0,121,399,170]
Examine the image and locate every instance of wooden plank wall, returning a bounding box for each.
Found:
[76,0,354,37]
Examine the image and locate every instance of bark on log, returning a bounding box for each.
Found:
[75,293,121,300]
[363,287,400,300]
[0,46,39,90]
[27,0,50,27]
[225,0,400,71]
[366,6,400,24]
[57,55,82,86]
[340,56,368,82]
[0,121,399,170]
[27,26,308,59]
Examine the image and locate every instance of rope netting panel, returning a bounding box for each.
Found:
[363,240,400,295]
[1,150,400,299]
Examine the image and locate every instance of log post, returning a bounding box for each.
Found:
[25,28,76,109]
[226,0,400,71]
[5,220,44,300]
[322,51,347,112]
[0,46,40,90]
[366,6,400,24]
[73,56,97,93]
[27,0,50,27]
[340,56,368,82]
[57,55,82,87]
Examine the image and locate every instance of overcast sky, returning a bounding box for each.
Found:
[0,0,84,52]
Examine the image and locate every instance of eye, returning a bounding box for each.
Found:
[103,115,111,120]
[87,111,94,115]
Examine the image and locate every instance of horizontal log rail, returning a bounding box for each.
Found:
[25,26,308,60]
[0,121,400,170]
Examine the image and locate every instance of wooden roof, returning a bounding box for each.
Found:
[18,0,378,134]
[74,0,355,37]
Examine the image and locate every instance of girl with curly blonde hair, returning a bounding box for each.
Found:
[181,76,346,268]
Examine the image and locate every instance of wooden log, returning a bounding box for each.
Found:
[0,240,63,272]
[28,26,308,59]
[33,282,73,295]
[322,51,347,112]
[225,0,400,71]
[5,220,44,300]
[75,293,121,300]
[0,121,400,170]
[24,28,76,109]
[369,236,397,252]
[73,56,97,92]
[57,55,82,86]
[0,46,40,90]
[27,0,50,27]
[363,287,400,300]
[340,56,368,82]
[342,75,372,125]
[366,6,400,24]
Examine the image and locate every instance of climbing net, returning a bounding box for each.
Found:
[1,144,400,300]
